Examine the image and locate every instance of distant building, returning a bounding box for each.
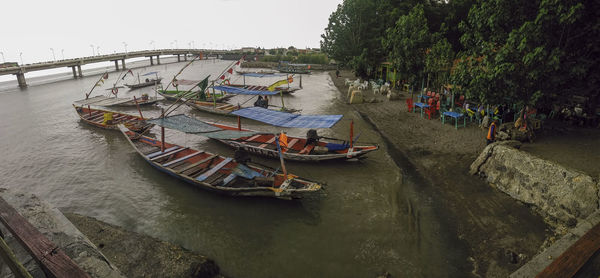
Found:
[241,47,257,53]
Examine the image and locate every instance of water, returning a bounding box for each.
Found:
[0,59,468,277]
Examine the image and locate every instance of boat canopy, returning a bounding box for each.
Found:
[147,114,259,139]
[74,95,133,106]
[173,79,200,86]
[142,71,159,76]
[212,85,280,96]
[239,73,287,78]
[231,107,343,128]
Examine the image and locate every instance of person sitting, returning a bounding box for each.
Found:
[254,96,264,107]
[261,96,269,109]
[487,118,498,145]
[304,129,319,147]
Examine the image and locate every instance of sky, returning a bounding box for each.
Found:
[0,0,342,65]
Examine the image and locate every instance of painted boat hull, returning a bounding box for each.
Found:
[125,78,162,90]
[73,104,154,133]
[117,125,322,198]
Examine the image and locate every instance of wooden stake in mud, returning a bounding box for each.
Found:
[160,108,165,152]
[349,119,354,148]
[133,96,144,120]
[237,116,241,131]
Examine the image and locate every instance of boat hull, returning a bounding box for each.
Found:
[73,105,154,133]
[117,125,321,198]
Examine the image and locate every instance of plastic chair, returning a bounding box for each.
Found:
[406,98,414,112]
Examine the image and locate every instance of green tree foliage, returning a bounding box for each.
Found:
[425,38,455,90]
[383,4,432,84]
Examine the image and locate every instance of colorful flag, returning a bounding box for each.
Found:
[197,75,210,93]
[227,68,233,74]
[219,75,225,80]
[268,79,289,91]
[279,132,288,148]
[103,73,109,79]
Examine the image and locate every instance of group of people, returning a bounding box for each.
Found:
[253,96,269,109]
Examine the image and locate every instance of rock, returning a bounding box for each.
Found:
[349,90,364,104]
[470,144,598,224]
[387,91,399,100]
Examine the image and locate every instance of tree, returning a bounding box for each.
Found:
[425,37,455,90]
[383,4,432,85]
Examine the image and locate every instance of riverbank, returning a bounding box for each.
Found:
[329,70,551,277]
[64,213,222,278]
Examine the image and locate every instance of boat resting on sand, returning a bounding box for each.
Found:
[118,125,322,198]
[185,100,240,116]
[73,104,154,132]
[157,89,233,102]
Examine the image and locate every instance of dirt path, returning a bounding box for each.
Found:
[331,70,550,277]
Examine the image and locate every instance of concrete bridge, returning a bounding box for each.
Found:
[0,49,228,88]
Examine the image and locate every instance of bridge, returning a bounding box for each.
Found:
[0,49,229,88]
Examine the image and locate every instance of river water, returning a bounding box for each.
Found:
[0,59,468,277]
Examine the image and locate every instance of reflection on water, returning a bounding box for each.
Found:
[0,60,468,277]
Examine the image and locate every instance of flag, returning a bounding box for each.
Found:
[287,76,293,83]
[103,73,109,79]
[279,132,288,148]
[95,79,105,87]
[235,61,240,66]
[197,75,210,93]
[227,68,233,74]
[219,75,225,80]
[268,79,289,91]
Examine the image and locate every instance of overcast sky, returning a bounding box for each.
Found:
[0,0,342,64]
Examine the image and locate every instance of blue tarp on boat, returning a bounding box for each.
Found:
[141,71,159,76]
[212,85,280,95]
[147,114,221,133]
[231,107,343,128]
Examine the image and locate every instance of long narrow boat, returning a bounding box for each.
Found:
[125,78,162,89]
[185,100,240,116]
[206,123,379,161]
[146,111,379,162]
[158,89,233,102]
[73,104,154,132]
[74,95,158,107]
[118,125,322,198]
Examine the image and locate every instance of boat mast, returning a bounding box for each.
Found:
[85,72,108,99]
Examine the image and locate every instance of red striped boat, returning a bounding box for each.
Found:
[118,125,322,198]
[73,104,153,132]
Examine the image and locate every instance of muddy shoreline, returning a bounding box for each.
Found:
[329,70,551,277]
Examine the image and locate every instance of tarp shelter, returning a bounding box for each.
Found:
[231,107,343,128]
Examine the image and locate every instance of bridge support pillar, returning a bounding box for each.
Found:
[156,55,160,64]
[184,54,188,61]
[149,56,154,65]
[114,60,119,71]
[77,65,83,77]
[177,55,181,62]
[121,59,126,70]
[16,72,27,88]
[71,66,78,78]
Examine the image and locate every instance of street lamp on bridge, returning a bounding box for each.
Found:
[50,48,56,62]
[174,40,178,49]
[61,49,64,60]
[122,42,128,55]
[90,44,95,56]
[19,52,23,65]
[0,52,4,63]
[97,46,100,55]
[150,40,155,50]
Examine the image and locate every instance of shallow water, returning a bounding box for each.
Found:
[0,59,469,277]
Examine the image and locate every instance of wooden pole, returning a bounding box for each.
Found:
[133,96,144,120]
[275,136,287,180]
[0,236,33,278]
[160,108,165,152]
[349,120,354,148]
[237,116,241,131]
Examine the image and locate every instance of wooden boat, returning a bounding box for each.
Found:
[118,125,322,198]
[74,95,158,107]
[206,122,379,161]
[185,100,240,116]
[73,104,154,132]
[227,83,300,94]
[277,63,311,74]
[157,89,233,102]
[125,77,162,89]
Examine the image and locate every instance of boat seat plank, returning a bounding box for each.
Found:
[177,154,218,174]
[244,134,262,142]
[163,151,204,167]
[299,144,315,154]
[259,137,276,148]
[196,158,233,182]
[283,139,299,153]
[147,146,180,159]
[206,172,227,185]
[222,173,237,186]
[150,147,189,161]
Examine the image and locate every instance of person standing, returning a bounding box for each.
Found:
[487,118,498,145]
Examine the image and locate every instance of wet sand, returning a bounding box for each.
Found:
[330,70,552,277]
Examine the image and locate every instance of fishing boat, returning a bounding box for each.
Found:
[185,86,299,116]
[225,73,301,94]
[73,104,154,132]
[74,72,159,107]
[117,125,322,198]
[147,108,380,162]
[156,80,233,102]
[277,62,311,74]
[124,71,162,90]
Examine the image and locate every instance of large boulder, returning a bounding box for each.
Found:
[470,144,598,224]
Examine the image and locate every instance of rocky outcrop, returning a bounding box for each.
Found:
[470,143,599,224]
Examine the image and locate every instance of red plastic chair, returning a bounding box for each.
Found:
[435,93,440,100]
[406,98,413,112]
[427,91,432,97]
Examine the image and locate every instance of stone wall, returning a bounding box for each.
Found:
[470,142,599,224]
